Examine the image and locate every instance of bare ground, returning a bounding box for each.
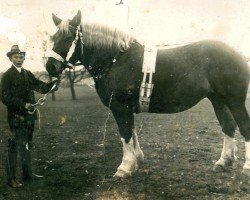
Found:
[0,86,250,200]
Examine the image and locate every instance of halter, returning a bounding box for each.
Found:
[46,25,84,68]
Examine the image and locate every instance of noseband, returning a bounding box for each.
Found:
[46,25,84,68]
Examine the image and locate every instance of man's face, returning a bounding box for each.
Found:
[10,53,25,68]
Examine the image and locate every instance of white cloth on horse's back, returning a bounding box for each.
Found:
[142,45,157,73]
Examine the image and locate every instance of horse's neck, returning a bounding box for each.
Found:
[82,47,119,78]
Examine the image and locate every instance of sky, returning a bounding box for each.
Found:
[0,0,250,72]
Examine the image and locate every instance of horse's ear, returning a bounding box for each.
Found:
[52,13,62,26]
[71,10,81,27]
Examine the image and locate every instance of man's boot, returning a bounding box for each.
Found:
[7,179,22,188]
[6,150,22,188]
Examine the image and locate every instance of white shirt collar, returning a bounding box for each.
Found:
[12,63,23,73]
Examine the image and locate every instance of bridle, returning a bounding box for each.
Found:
[46,25,84,69]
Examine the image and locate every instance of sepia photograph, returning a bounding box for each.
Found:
[0,0,250,199]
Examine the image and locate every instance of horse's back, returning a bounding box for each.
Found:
[149,40,249,113]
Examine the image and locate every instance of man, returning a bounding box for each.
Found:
[1,45,58,188]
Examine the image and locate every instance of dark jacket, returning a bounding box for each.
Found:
[1,66,54,118]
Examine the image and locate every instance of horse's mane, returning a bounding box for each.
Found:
[58,20,134,51]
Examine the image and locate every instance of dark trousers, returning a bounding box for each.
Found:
[6,116,34,181]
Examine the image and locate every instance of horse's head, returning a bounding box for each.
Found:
[46,10,82,77]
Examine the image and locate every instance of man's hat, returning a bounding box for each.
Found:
[6,45,25,58]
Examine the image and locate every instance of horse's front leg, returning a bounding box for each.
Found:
[111,104,144,177]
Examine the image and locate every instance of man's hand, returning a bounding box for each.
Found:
[37,97,46,105]
[25,103,35,111]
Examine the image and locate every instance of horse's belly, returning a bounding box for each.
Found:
[148,84,209,114]
[148,98,204,114]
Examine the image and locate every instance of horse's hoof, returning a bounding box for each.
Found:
[113,169,132,178]
[137,152,144,163]
[137,157,144,166]
[213,164,230,172]
[213,164,223,172]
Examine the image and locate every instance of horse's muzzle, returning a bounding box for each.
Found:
[46,65,57,78]
[46,58,74,77]
[46,58,62,77]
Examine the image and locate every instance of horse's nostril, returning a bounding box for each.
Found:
[46,63,58,77]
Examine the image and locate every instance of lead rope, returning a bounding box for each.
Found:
[28,82,58,130]
[36,108,41,130]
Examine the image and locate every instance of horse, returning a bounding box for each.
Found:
[45,10,250,178]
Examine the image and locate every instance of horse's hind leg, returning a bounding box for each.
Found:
[226,102,250,176]
[208,95,237,171]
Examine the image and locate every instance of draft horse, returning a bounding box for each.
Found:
[46,11,250,178]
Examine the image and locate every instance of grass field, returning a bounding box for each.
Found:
[0,86,250,200]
